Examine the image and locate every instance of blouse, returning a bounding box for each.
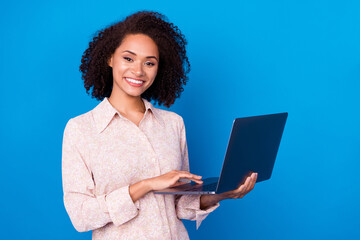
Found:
[61,97,220,240]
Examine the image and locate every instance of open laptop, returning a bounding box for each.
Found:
[154,112,288,195]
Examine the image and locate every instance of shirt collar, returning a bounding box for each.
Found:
[93,97,165,133]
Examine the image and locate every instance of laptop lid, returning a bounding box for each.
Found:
[215,112,288,194]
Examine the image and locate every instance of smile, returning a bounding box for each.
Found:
[125,77,145,87]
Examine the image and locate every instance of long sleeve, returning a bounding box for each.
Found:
[61,119,140,232]
[175,116,220,229]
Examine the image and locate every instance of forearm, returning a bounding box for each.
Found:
[129,179,152,203]
[200,194,224,210]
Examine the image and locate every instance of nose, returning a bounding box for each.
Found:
[131,62,144,77]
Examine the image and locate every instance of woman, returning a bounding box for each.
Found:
[62,11,257,240]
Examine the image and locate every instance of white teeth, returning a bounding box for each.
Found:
[126,78,144,84]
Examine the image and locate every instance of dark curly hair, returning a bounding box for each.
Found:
[79,11,190,108]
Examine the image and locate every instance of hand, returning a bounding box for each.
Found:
[200,172,258,209]
[219,172,258,200]
[147,170,203,191]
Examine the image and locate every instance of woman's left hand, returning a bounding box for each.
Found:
[218,172,258,200]
[200,172,258,209]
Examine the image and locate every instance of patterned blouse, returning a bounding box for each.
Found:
[61,97,220,239]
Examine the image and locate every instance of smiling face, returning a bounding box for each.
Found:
[108,33,159,99]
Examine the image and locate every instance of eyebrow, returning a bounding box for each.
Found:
[122,50,158,61]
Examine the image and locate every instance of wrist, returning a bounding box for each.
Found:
[142,178,153,192]
[216,193,228,202]
[209,194,226,204]
[129,179,153,203]
[200,194,221,210]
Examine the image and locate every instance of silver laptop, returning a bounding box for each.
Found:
[154,112,288,195]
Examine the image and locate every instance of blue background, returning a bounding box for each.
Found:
[1,0,359,239]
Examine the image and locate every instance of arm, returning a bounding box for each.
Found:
[62,119,141,232]
[200,194,225,210]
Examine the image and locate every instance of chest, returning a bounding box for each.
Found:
[86,121,183,194]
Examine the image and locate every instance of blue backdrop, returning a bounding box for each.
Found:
[1,0,359,239]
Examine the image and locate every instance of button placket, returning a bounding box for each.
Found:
[138,122,172,237]
[137,126,162,176]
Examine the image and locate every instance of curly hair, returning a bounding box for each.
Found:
[79,11,190,108]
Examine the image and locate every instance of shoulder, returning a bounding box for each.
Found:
[152,106,185,128]
[63,107,97,139]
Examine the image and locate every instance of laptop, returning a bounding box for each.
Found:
[154,112,288,195]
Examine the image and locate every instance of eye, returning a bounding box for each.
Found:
[145,62,155,66]
[123,57,133,62]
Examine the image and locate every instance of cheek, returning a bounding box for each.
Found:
[145,69,158,88]
[113,62,129,75]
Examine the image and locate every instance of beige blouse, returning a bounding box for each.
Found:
[62,97,220,240]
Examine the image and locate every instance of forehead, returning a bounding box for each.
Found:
[117,34,159,57]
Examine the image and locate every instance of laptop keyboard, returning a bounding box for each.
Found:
[185,182,217,192]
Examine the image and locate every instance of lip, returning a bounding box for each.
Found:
[125,77,145,81]
[124,77,145,87]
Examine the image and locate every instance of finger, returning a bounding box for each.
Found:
[180,178,203,184]
[192,179,203,184]
[246,173,257,191]
[245,172,257,190]
[237,175,252,193]
[176,171,203,179]
[171,177,202,186]
[243,174,257,196]
[230,194,238,199]
[243,177,253,193]
[234,181,247,194]
[237,193,246,199]
[177,173,203,183]
[249,173,258,191]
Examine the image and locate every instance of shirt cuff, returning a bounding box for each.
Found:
[101,185,140,226]
[177,194,220,229]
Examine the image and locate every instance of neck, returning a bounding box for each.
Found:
[108,91,145,115]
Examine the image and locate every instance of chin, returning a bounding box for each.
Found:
[125,86,150,97]
[124,89,146,98]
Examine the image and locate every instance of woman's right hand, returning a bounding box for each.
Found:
[146,170,203,191]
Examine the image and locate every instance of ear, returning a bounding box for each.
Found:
[107,56,113,67]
